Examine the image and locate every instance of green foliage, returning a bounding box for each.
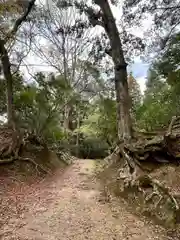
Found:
[136,73,180,131]
[0,72,24,114]
[135,31,180,132]
[136,84,170,131]
[128,73,142,121]
[0,72,67,144]
[79,98,117,146]
[78,137,109,159]
[13,73,69,143]
[152,33,180,86]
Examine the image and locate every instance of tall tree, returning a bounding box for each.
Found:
[0,0,36,127]
[31,1,97,130]
[64,0,133,141]
[96,0,132,141]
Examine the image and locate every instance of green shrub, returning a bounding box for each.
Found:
[78,137,109,159]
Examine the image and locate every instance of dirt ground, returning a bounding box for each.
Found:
[0,160,177,240]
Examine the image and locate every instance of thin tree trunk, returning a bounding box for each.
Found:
[95,0,132,141]
[63,105,71,130]
[76,109,80,157]
[0,39,14,127]
[62,33,71,130]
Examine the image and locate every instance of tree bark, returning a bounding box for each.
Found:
[95,0,132,142]
[0,39,14,127]
[0,0,36,127]
[61,32,71,131]
[63,104,72,130]
[75,108,80,156]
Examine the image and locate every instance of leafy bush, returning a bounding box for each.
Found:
[78,137,109,159]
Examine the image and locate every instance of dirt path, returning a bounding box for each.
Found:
[0,160,175,240]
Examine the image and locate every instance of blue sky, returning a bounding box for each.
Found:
[129,60,149,93]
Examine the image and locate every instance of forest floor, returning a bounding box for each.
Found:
[0,160,177,240]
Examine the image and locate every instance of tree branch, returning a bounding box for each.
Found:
[74,1,104,27]
[5,0,36,42]
[155,6,180,11]
[105,47,112,57]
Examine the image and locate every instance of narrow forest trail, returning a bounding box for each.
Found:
[0,160,174,240]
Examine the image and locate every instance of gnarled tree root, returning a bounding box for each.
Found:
[134,175,179,211]
[0,156,51,174]
[103,116,180,226]
[118,146,179,212]
[118,165,180,226]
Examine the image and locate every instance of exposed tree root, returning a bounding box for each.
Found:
[118,146,179,214]
[105,116,180,226]
[0,127,57,175]
[104,146,120,165]
[18,157,51,175]
[0,157,16,164]
[135,175,179,211]
[0,126,75,178]
[166,116,177,136]
[116,116,180,176]
[0,156,51,174]
[0,128,22,156]
[57,151,76,165]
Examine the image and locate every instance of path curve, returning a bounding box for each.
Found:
[0,160,173,239]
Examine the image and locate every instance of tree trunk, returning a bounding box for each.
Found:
[0,0,36,128]
[61,32,71,131]
[115,69,132,141]
[0,39,14,127]
[95,0,132,141]
[63,104,72,130]
[76,109,80,157]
